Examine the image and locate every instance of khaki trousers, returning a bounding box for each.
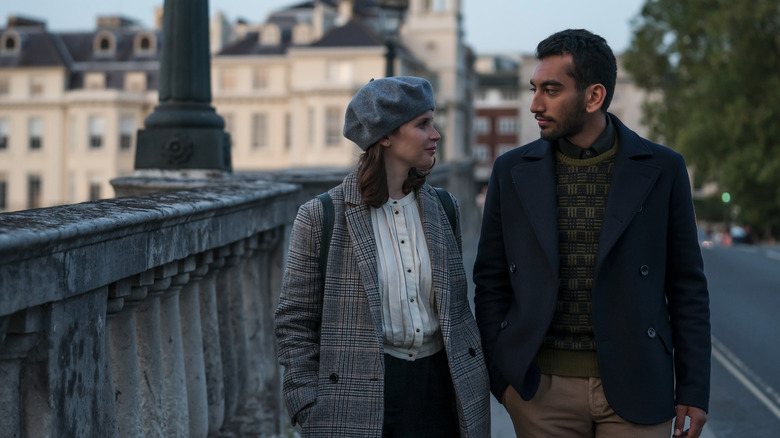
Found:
[503,374,673,438]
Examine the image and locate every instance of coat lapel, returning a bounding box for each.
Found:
[342,173,384,338]
[418,186,451,333]
[596,116,661,271]
[510,140,559,275]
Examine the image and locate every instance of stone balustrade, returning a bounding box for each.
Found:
[0,178,299,437]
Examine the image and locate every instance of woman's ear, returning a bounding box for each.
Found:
[380,137,391,147]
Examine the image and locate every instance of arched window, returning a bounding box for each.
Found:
[133,32,156,56]
[94,31,116,56]
[0,32,21,55]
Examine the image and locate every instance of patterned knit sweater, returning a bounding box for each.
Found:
[534,144,617,377]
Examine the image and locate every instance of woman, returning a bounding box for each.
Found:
[274,76,490,437]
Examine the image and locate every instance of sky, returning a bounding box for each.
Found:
[0,0,646,55]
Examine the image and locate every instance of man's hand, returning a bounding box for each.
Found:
[673,405,707,437]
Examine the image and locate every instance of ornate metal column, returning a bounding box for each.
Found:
[134,0,231,172]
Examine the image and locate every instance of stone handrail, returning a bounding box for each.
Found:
[0,178,299,437]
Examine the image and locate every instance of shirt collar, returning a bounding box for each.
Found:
[557,114,615,159]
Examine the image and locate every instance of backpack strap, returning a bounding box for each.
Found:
[433,187,458,233]
[316,192,334,282]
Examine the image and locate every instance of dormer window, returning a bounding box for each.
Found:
[94,31,116,56]
[260,24,281,46]
[133,32,156,57]
[0,32,21,55]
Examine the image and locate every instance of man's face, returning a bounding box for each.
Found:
[529,54,588,142]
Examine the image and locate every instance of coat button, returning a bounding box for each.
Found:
[640,265,649,276]
[509,264,516,273]
[500,321,508,329]
[469,347,477,357]
[329,373,339,383]
[647,328,656,338]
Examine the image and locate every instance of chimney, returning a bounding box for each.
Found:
[338,0,354,22]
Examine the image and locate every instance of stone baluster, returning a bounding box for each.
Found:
[160,257,195,436]
[201,252,226,434]
[135,264,176,437]
[108,272,152,437]
[216,242,247,428]
[0,307,42,437]
[180,251,213,438]
[260,228,285,433]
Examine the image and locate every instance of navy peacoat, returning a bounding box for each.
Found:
[473,114,710,425]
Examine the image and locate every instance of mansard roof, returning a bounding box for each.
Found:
[312,18,385,47]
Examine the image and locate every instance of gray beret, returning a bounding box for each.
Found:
[343,76,435,150]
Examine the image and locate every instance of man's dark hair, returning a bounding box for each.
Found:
[536,29,617,112]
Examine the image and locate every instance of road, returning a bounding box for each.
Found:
[702,242,780,437]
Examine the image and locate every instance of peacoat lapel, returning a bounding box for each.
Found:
[342,173,385,340]
[595,115,662,272]
[510,140,560,276]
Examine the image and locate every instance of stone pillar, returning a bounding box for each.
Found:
[134,267,172,437]
[201,253,226,435]
[134,0,231,172]
[215,244,241,426]
[180,251,212,438]
[108,272,152,437]
[0,308,42,437]
[160,258,194,437]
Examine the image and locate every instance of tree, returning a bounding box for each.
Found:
[623,0,780,240]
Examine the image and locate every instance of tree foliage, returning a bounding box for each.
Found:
[623,0,780,239]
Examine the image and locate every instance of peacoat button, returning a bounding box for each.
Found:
[329,373,339,383]
[509,264,516,273]
[640,265,649,276]
[647,328,656,339]
[469,347,477,357]
[500,321,508,329]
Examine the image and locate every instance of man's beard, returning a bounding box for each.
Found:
[536,99,588,143]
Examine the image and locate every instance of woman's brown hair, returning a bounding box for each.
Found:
[357,142,434,208]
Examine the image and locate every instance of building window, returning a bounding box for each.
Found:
[501,90,518,101]
[1,33,20,55]
[307,107,315,145]
[119,116,135,150]
[0,178,6,210]
[0,118,8,150]
[134,32,156,56]
[94,31,116,56]
[473,144,489,162]
[28,117,43,150]
[85,72,106,90]
[220,69,236,91]
[284,113,292,149]
[89,178,101,201]
[325,107,341,146]
[251,114,267,149]
[29,76,44,96]
[0,76,9,95]
[27,174,41,209]
[498,117,518,134]
[474,117,490,134]
[253,68,268,89]
[88,116,105,149]
[223,113,234,140]
[326,61,353,83]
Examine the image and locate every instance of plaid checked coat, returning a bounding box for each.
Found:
[275,172,490,437]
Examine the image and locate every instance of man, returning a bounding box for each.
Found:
[473,29,710,437]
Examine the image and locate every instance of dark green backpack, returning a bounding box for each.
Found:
[315,188,457,281]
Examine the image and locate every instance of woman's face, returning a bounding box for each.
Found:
[383,110,440,173]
